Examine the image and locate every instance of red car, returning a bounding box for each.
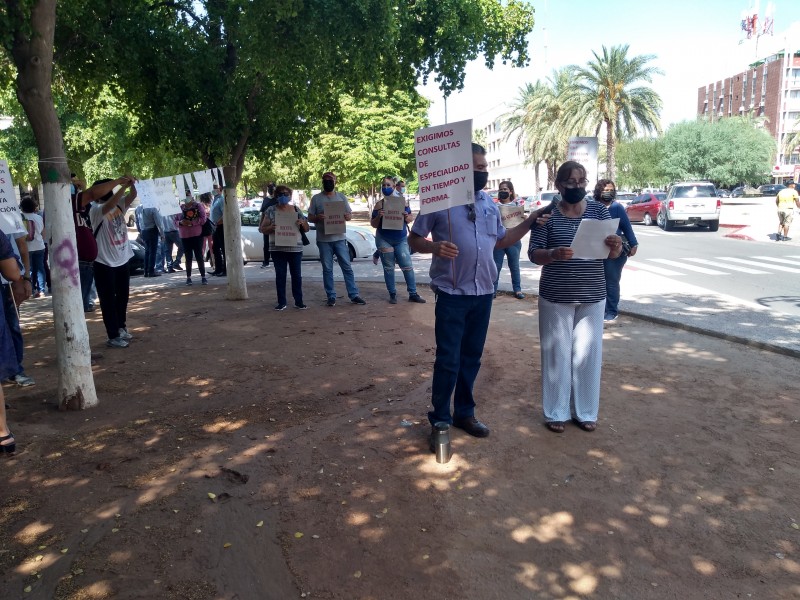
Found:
[626,192,666,226]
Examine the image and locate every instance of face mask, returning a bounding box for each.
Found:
[322,179,335,192]
[600,190,616,201]
[382,186,394,196]
[400,187,406,194]
[278,194,291,205]
[473,171,489,193]
[562,187,586,204]
[498,191,510,200]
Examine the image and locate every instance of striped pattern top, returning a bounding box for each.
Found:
[529,200,611,303]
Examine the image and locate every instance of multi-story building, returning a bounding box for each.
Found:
[697,23,800,180]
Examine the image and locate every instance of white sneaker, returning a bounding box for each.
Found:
[13,374,35,387]
[118,328,133,340]
[106,337,129,348]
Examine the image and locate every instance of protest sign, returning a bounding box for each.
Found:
[193,170,214,195]
[498,203,525,228]
[567,137,599,188]
[322,201,346,235]
[175,174,192,199]
[274,209,299,246]
[414,119,473,215]
[0,160,27,236]
[381,196,406,230]
[154,177,182,215]
[136,179,156,207]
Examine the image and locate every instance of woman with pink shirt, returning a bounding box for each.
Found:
[174,195,208,286]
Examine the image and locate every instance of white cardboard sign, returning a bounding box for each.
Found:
[154,177,182,216]
[274,209,299,246]
[323,201,346,235]
[498,203,525,228]
[0,161,26,236]
[381,196,406,230]
[415,119,474,215]
[193,170,214,195]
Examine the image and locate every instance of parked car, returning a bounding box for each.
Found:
[128,237,145,273]
[758,184,786,196]
[239,209,376,262]
[716,188,731,198]
[657,182,720,231]
[615,192,636,207]
[525,190,559,213]
[626,192,666,226]
[731,186,746,198]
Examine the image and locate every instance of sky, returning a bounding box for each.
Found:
[417,0,800,129]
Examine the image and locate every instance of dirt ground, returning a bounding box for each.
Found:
[1,275,799,600]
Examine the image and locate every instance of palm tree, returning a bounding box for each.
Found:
[569,45,663,181]
[783,129,800,162]
[503,68,580,188]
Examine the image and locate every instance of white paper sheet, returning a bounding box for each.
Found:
[570,218,619,259]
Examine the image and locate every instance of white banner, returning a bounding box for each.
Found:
[0,160,26,236]
[567,137,599,189]
[193,170,214,195]
[415,119,474,215]
[175,174,192,199]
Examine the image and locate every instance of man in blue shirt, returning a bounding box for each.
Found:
[210,185,226,276]
[409,143,550,450]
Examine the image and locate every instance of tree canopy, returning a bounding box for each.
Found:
[660,117,775,187]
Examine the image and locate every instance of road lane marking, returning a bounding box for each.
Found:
[625,261,685,276]
[682,258,768,274]
[648,258,727,275]
[715,256,800,273]
[752,256,800,267]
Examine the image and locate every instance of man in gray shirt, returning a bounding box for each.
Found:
[307,171,365,306]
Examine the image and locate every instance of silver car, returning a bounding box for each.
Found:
[657,182,720,232]
[239,209,376,262]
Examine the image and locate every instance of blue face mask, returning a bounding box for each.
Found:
[382,186,394,196]
[278,194,291,205]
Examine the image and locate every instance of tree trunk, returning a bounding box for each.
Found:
[606,120,616,181]
[223,164,247,300]
[10,0,98,409]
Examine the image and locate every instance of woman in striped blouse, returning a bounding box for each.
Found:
[529,161,623,433]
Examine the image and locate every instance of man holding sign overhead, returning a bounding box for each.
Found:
[409,141,551,450]
[308,172,366,307]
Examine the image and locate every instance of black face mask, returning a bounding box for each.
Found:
[562,187,586,204]
[322,180,335,193]
[498,191,510,200]
[473,171,489,193]
[600,190,616,202]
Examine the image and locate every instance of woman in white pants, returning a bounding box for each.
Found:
[529,161,623,433]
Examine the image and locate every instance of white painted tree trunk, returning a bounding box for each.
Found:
[44,182,98,409]
[223,166,247,300]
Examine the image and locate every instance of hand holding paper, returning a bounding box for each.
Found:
[569,218,620,259]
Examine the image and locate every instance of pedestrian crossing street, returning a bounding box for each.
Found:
[626,254,800,277]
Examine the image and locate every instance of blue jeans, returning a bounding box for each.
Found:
[164,230,184,268]
[493,241,522,293]
[318,240,359,300]
[1,284,24,375]
[142,228,159,276]
[429,291,493,426]
[29,249,46,294]
[603,253,627,318]
[273,251,303,306]
[155,236,166,271]
[378,237,416,296]
[79,261,94,310]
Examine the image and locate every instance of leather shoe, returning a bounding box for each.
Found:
[452,416,490,438]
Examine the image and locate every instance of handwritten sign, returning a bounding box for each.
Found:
[323,201,346,235]
[192,170,214,195]
[175,174,192,199]
[498,204,525,228]
[0,161,26,236]
[274,209,299,246]
[154,177,182,215]
[381,196,406,230]
[415,119,473,215]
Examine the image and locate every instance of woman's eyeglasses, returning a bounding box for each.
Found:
[562,179,589,189]
[466,204,476,222]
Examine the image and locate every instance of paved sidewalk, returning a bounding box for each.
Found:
[720,196,800,244]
